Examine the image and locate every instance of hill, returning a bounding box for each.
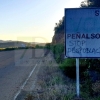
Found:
[0,40,46,48]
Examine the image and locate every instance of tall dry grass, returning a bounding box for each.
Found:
[25,54,76,100]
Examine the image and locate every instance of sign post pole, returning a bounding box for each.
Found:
[76,58,80,97]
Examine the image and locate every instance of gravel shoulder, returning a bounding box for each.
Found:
[16,50,76,100]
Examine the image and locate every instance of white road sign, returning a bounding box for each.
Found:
[65,8,100,58]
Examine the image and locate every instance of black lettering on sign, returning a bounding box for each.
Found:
[69,40,86,47]
[95,10,99,16]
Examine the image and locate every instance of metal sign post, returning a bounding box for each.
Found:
[76,58,79,97]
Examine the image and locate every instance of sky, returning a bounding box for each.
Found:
[0,0,83,43]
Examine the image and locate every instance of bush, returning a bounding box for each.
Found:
[50,44,64,63]
[60,59,88,79]
[81,70,94,96]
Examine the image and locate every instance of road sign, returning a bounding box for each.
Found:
[65,8,100,58]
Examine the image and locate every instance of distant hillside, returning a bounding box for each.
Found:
[0,41,33,48]
[0,40,46,48]
[0,40,7,43]
[0,42,23,48]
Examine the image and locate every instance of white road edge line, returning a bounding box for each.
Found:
[30,61,41,91]
[13,64,37,100]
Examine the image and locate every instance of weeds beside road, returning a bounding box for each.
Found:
[24,51,76,100]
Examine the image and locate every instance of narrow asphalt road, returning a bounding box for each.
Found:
[0,49,45,100]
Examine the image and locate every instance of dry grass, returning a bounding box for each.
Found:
[24,53,100,100]
[25,54,76,100]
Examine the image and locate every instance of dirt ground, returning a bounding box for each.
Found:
[16,50,76,100]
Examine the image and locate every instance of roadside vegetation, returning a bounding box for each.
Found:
[44,0,100,98]
[44,43,100,100]
[24,52,76,100]
[25,0,100,99]
[24,43,100,100]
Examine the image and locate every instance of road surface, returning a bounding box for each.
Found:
[0,49,45,100]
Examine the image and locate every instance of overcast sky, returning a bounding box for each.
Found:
[0,0,82,43]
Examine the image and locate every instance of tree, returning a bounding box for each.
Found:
[54,17,64,34]
[81,0,100,7]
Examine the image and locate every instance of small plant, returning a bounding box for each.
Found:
[24,93,34,100]
[62,94,74,100]
[81,70,94,97]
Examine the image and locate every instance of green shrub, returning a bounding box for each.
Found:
[45,44,92,80]
[50,44,64,63]
[81,70,94,96]
[60,59,88,79]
